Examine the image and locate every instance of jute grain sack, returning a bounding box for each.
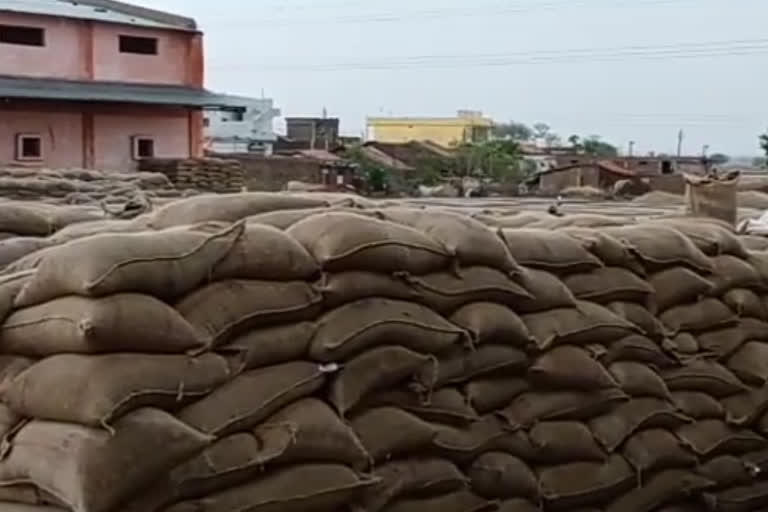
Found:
[500,389,628,429]
[606,469,714,512]
[164,464,377,512]
[177,280,322,346]
[653,218,747,258]
[430,415,535,463]
[178,361,327,437]
[4,353,231,426]
[677,419,768,458]
[0,404,22,440]
[662,360,746,397]
[247,206,373,230]
[449,302,533,348]
[538,455,635,510]
[609,362,672,400]
[589,398,692,452]
[561,228,645,275]
[697,320,768,359]
[148,193,330,229]
[532,213,629,229]
[724,289,766,319]
[468,452,538,500]
[697,455,754,489]
[659,298,737,333]
[663,333,699,356]
[464,377,529,414]
[360,458,467,512]
[0,271,32,324]
[420,345,528,388]
[0,238,53,270]
[329,346,434,416]
[223,322,316,370]
[603,225,714,273]
[47,219,142,244]
[499,228,603,273]
[0,203,53,237]
[649,267,714,312]
[474,212,546,229]
[529,421,605,463]
[497,499,539,512]
[671,392,725,420]
[529,346,618,391]
[0,483,62,505]
[563,267,653,304]
[0,505,66,511]
[287,212,452,274]
[523,301,638,351]
[406,266,532,314]
[350,407,437,463]
[748,251,768,287]
[0,408,211,512]
[684,172,738,225]
[0,355,32,394]
[365,388,479,426]
[14,223,244,307]
[515,268,577,313]
[382,490,496,512]
[710,255,764,295]
[728,342,768,385]
[742,236,768,252]
[704,481,768,512]
[621,429,698,476]
[309,298,466,362]
[605,303,667,340]
[211,224,319,281]
[376,208,520,273]
[0,294,204,357]
[319,271,419,309]
[721,386,768,426]
[603,334,677,368]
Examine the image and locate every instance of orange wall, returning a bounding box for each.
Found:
[0,12,203,86]
[0,110,84,168]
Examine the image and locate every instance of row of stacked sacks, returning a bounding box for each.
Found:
[0,193,768,512]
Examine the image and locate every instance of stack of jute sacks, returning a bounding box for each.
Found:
[138,158,245,194]
[3,193,768,511]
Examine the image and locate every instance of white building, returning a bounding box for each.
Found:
[204,96,280,155]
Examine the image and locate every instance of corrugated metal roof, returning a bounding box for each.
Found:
[0,75,245,108]
[0,0,196,31]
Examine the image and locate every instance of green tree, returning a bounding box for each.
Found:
[567,134,583,152]
[455,140,523,183]
[532,122,551,141]
[760,130,768,160]
[709,153,730,165]
[492,121,533,141]
[582,135,619,157]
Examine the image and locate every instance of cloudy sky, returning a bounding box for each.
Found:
[137,0,767,157]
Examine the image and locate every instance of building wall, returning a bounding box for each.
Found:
[0,109,84,168]
[539,166,598,194]
[0,11,203,86]
[369,122,472,148]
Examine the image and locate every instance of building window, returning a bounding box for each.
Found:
[661,160,673,174]
[0,25,45,46]
[15,134,43,161]
[132,136,155,160]
[119,35,158,55]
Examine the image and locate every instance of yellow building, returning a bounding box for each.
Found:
[366,110,494,148]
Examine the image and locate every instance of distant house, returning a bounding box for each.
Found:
[205,97,280,155]
[366,110,493,148]
[552,154,709,176]
[284,117,340,150]
[533,160,637,194]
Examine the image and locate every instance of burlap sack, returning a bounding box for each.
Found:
[563,267,653,305]
[724,289,766,319]
[663,333,700,356]
[662,360,746,397]
[500,389,629,429]
[364,388,479,426]
[697,455,754,489]
[606,469,714,512]
[0,408,211,512]
[0,505,66,511]
[421,345,528,388]
[515,268,577,313]
[497,500,539,512]
[529,421,606,463]
[350,407,437,463]
[309,298,466,362]
[329,346,434,415]
[698,319,768,359]
[538,455,635,510]
[4,353,231,426]
[148,193,330,228]
[0,238,53,270]
[177,280,322,346]
[608,362,672,400]
[605,303,667,340]
[48,219,143,244]
[178,361,327,436]
[0,271,32,324]
[0,203,54,237]
[530,346,618,391]
[474,212,546,229]
[381,490,495,512]
[727,342,768,386]
[649,267,715,312]
[0,294,204,357]
[603,225,714,273]
[533,214,629,229]
[654,218,747,257]
[223,322,316,370]
[677,419,767,458]
[671,391,725,420]
[622,429,698,475]
[684,172,738,226]
[429,416,535,464]
[319,271,419,309]
[561,228,645,275]
[464,377,529,415]
[14,223,244,307]
[710,255,764,294]
[499,228,603,273]
[721,386,768,426]
[659,298,737,333]
[468,452,537,500]
[287,212,453,274]
[602,334,677,368]
[246,206,367,230]
[164,464,377,512]
[449,302,533,348]
[704,481,768,512]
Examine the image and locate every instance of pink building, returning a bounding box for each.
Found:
[0,0,242,170]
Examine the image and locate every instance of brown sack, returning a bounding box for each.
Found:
[603,334,677,368]
[697,319,768,359]
[654,218,746,256]
[246,206,366,229]
[464,377,529,414]
[329,346,434,416]
[560,227,645,274]
[515,267,577,313]
[529,421,605,463]
[684,172,738,225]
[319,271,419,309]
[662,360,746,397]
[671,391,725,420]
[622,429,698,475]
[211,223,319,281]
[178,361,327,437]
[364,388,479,426]
[705,481,768,512]
[724,289,766,319]
[659,298,737,333]
[0,408,211,512]
[223,322,316,370]
[697,455,754,489]
[309,298,466,362]
[377,208,521,273]
[450,302,533,348]
[4,353,231,427]
[382,490,496,512]
[500,389,629,429]
[649,267,714,311]
[498,500,539,512]
[406,266,532,314]
[664,333,699,356]
[0,238,53,270]
[677,419,768,458]
[0,294,204,357]
[15,223,244,307]
[538,454,635,511]
[499,228,603,273]
[605,303,667,340]
[423,345,528,388]
[530,346,617,391]
[0,202,54,236]
[710,255,764,295]
[728,341,768,385]
[165,464,377,512]
[430,416,535,464]
[563,267,653,304]
[606,469,714,512]
[149,192,330,228]
[721,386,768,427]
[287,212,453,274]
[468,452,537,500]
[0,271,32,324]
[350,407,437,463]
[608,362,672,399]
[177,280,322,346]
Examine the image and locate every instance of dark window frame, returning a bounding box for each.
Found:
[15,133,43,161]
[132,136,156,160]
[0,25,45,47]
[119,35,158,55]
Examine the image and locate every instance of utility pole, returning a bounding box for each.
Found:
[702,144,710,158]
[677,129,684,157]
[628,140,635,157]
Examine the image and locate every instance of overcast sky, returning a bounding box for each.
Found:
[137,0,766,156]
